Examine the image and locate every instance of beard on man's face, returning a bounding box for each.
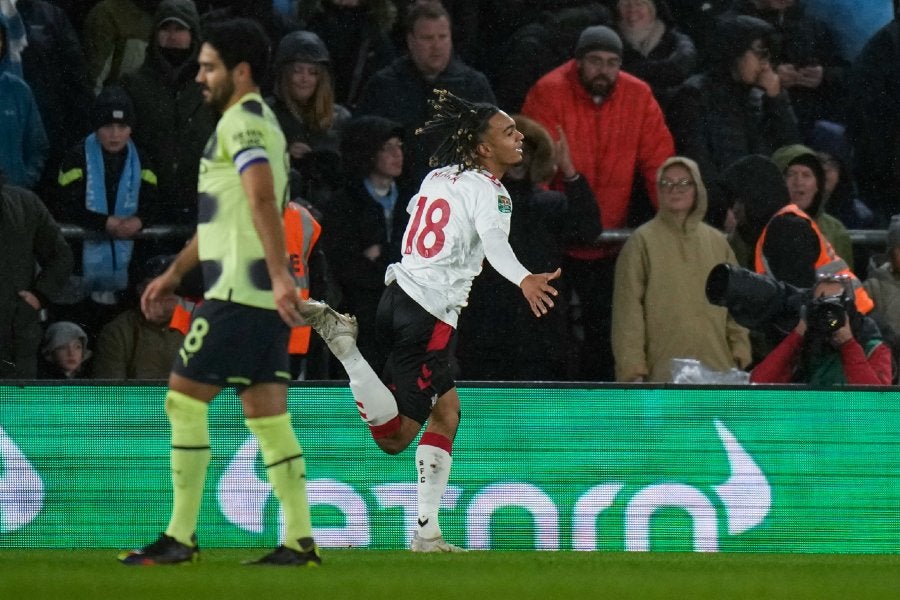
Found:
[579,68,615,98]
[203,77,236,113]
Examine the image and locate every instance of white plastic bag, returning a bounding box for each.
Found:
[670,358,750,384]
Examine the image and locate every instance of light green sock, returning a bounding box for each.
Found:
[163,390,210,547]
[246,413,312,551]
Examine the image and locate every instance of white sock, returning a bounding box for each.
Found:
[416,442,451,539]
[342,347,398,426]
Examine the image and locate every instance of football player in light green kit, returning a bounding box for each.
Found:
[120,18,321,566]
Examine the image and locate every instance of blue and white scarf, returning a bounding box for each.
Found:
[82,132,141,292]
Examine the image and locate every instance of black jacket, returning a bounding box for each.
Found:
[355,56,496,183]
[120,0,218,226]
[0,178,73,377]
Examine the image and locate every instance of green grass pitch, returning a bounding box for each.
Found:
[2,550,898,600]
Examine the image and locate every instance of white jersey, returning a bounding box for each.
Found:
[385,166,522,327]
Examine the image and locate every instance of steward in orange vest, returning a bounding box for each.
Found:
[170,201,323,356]
[755,204,873,313]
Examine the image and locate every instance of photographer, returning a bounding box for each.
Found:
[750,274,892,385]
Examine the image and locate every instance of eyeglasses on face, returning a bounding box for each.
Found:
[659,178,695,192]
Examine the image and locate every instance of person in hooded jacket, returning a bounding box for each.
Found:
[267,29,352,208]
[771,143,852,266]
[120,0,218,242]
[724,0,848,136]
[611,156,750,382]
[668,14,801,228]
[319,115,412,368]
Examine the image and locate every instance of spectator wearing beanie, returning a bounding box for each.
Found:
[319,115,414,368]
[50,85,159,341]
[771,143,853,268]
[521,22,675,381]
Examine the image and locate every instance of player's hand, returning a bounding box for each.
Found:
[141,270,180,322]
[272,272,303,327]
[520,268,562,318]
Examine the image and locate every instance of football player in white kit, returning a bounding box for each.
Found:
[301,90,562,552]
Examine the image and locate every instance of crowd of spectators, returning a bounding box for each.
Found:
[1,0,898,384]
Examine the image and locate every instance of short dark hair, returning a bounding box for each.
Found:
[406,1,450,34]
[202,18,271,85]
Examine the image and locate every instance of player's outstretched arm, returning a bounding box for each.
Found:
[520,268,562,318]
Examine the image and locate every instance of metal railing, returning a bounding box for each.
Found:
[59,224,889,247]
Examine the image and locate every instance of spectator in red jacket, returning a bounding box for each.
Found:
[750,274,892,385]
[521,24,674,380]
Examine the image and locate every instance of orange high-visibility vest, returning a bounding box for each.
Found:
[169,298,197,335]
[168,202,323,355]
[754,204,873,313]
[284,201,322,354]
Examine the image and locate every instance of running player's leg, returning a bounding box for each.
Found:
[299,297,401,435]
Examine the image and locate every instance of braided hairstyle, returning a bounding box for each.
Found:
[415,89,500,173]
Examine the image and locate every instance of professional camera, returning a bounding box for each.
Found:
[705,263,810,333]
[805,293,850,335]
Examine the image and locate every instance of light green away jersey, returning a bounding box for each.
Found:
[197,92,289,309]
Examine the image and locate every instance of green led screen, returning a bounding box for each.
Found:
[0,383,897,552]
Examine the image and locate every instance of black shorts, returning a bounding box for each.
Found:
[375,282,456,424]
[172,299,291,391]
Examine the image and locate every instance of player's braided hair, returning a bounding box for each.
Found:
[415,89,499,172]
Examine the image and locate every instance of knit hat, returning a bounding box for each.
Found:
[274,30,330,71]
[92,86,135,130]
[340,115,405,179]
[574,25,623,58]
[888,215,900,250]
[41,322,91,360]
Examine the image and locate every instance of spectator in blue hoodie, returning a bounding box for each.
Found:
[0,14,49,189]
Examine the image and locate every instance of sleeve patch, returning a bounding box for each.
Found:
[241,99,264,116]
[497,195,512,213]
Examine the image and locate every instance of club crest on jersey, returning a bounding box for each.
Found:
[497,195,512,213]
